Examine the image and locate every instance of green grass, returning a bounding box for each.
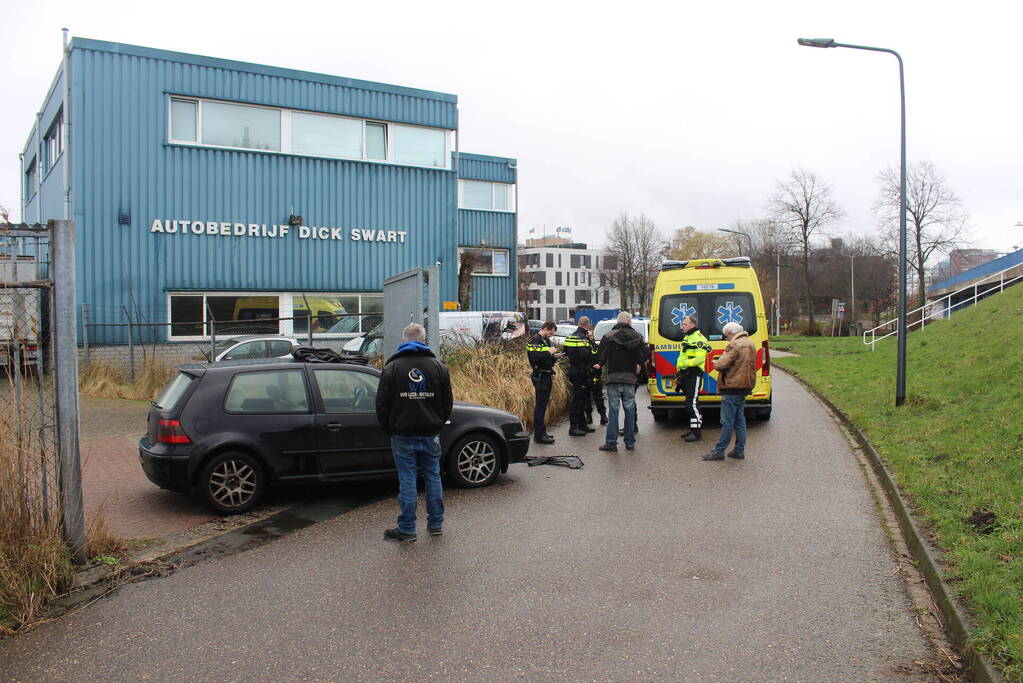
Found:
[773,288,1023,681]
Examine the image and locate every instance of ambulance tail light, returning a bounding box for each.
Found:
[762,340,771,376]
[158,419,191,444]
[648,344,657,379]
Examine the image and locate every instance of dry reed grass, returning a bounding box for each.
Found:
[443,340,570,430]
[79,359,176,400]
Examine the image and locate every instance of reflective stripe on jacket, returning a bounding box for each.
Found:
[676,329,711,373]
[563,327,591,370]
[527,333,557,375]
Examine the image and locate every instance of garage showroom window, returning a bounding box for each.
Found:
[169,96,449,168]
[168,292,384,339]
[458,180,515,211]
[458,248,509,276]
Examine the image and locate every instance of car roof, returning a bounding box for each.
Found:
[221,335,299,343]
[177,358,379,373]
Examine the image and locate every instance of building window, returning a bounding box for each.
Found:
[559,289,566,304]
[546,290,554,304]
[575,290,592,304]
[24,158,37,200]
[43,111,63,173]
[168,96,450,168]
[458,247,510,276]
[545,253,554,268]
[603,290,610,304]
[291,111,362,159]
[555,272,562,286]
[570,254,581,268]
[394,125,446,167]
[202,100,281,151]
[168,292,383,340]
[458,180,516,211]
[170,98,197,142]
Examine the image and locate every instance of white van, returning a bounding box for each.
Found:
[439,311,526,345]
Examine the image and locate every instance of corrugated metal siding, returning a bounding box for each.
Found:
[71,45,459,343]
[457,153,516,183]
[22,67,68,224]
[458,210,515,311]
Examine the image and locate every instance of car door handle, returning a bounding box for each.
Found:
[324,422,343,432]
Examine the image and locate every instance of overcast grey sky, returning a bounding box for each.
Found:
[3,0,1020,252]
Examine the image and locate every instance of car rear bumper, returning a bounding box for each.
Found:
[139,439,192,492]
[649,398,772,409]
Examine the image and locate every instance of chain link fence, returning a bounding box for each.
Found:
[1,225,59,547]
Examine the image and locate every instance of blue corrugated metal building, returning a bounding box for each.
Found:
[19,38,517,344]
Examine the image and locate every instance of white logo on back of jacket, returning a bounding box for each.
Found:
[402,368,434,399]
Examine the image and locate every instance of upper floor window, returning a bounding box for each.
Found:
[168,96,450,169]
[24,158,37,199]
[458,247,510,276]
[458,180,516,211]
[44,112,63,173]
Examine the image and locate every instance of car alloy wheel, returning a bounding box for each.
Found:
[199,451,266,514]
[449,434,500,488]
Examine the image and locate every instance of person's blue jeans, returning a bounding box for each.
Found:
[714,393,747,455]
[605,383,637,446]
[391,435,444,534]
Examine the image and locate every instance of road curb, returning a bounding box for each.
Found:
[778,365,1003,683]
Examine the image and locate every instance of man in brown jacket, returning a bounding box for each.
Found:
[704,322,756,461]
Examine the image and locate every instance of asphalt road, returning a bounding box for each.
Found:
[3,371,939,681]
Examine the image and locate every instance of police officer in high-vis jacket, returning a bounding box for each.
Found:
[527,321,560,444]
[563,317,597,436]
[675,315,711,442]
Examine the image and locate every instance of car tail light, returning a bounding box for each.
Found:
[158,419,191,444]
[762,340,771,376]
[648,344,657,378]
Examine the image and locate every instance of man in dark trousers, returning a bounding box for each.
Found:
[586,326,608,426]
[675,314,711,442]
[596,312,646,452]
[563,316,597,436]
[376,324,453,542]
[526,321,560,444]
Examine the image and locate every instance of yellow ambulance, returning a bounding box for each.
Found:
[647,257,772,421]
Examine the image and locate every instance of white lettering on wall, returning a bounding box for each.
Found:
[149,218,409,245]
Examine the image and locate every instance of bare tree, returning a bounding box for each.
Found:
[457,249,482,311]
[873,161,969,307]
[768,169,845,334]
[605,212,665,315]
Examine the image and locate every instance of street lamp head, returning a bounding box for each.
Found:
[797,37,836,48]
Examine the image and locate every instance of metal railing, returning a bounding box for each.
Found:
[863,263,1023,349]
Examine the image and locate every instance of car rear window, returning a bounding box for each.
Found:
[225,369,310,414]
[153,372,195,411]
[659,292,757,341]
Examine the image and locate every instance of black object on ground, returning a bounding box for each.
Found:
[527,455,584,469]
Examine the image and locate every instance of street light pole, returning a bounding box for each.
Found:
[776,251,782,336]
[717,227,752,258]
[849,254,855,337]
[797,37,908,406]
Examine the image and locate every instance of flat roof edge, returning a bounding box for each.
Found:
[458,152,517,164]
[69,37,458,104]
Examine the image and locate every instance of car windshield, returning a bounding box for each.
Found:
[658,292,757,341]
[594,319,649,341]
[555,324,576,337]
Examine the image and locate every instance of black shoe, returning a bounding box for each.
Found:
[684,429,702,443]
[625,444,635,451]
[598,443,618,452]
[727,450,745,460]
[599,416,608,425]
[534,434,555,444]
[428,527,443,536]
[384,528,416,542]
[582,425,596,433]
[702,451,725,461]
[569,428,589,437]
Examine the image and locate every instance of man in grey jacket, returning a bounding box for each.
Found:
[596,312,646,452]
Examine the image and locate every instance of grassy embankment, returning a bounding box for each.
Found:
[773,285,1023,680]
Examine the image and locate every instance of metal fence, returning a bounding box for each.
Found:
[82,312,382,379]
[1,221,85,562]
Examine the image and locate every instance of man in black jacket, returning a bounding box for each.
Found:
[563,316,597,436]
[376,324,453,542]
[526,321,560,444]
[596,312,646,452]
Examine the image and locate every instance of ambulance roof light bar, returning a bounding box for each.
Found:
[661,257,752,271]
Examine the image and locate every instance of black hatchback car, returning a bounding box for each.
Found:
[139,359,530,514]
